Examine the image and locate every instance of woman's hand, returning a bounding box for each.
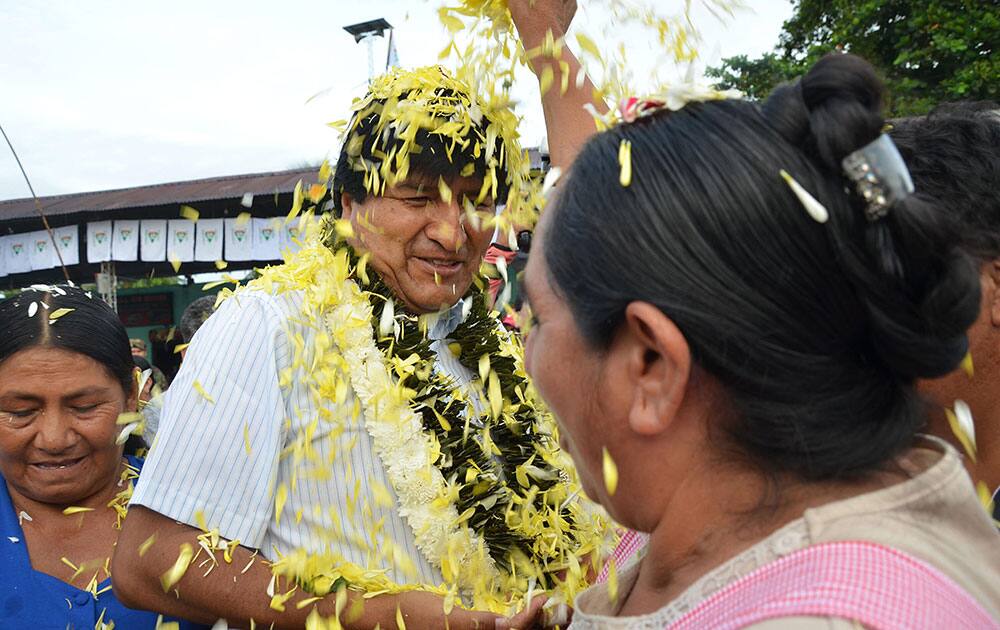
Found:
[508,0,578,50]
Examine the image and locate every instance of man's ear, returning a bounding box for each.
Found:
[340,192,355,221]
[126,367,140,413]
[621,302,691,436]
[990,260,1000,327]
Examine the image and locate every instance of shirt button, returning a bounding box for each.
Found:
[74,592,91,606]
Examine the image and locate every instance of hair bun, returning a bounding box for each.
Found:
[763,53,885,172]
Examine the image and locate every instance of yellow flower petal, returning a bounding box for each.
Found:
[159,543,194,592]
[62,506,95,515]
[179,205,200,221]
[192,380,215,404]
[603,447,619,496]
[618,139,632,187]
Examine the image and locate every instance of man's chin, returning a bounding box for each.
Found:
[406,284,472,313]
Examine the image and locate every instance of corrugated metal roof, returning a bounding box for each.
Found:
[0,167,319,221]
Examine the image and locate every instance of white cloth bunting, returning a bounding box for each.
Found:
[140,220,168,262]
[28,230,55,271]
[167,220,196,263]
[195,219,224,262]
[2,233,31,274]
[87,221,113,263]
[252,217,282,261]
[112,220,140,261]
[52,225,79,266]
[224,217,254,261]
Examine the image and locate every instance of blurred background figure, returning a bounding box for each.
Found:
[177,295,216,359]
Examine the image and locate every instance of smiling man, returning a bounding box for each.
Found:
[112,57,605,628]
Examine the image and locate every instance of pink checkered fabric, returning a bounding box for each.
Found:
[669,541,997,629]
[596,528,649,584]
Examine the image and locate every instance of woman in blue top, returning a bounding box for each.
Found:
[0,285,207,629]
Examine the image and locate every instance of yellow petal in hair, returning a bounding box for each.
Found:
[47,307,74,323]
[602,447,619,496]
[946,400,976,461]
[619,139,633,187]
[779,169,828,223]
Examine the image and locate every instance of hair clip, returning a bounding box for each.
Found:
[841,134,914,222]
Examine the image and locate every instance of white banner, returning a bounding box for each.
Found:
[252,217,282,261]
[29,230,55,271]
[87,221,113,263]
[224,217,254,261]
[140,220,167,262]
[112,219,140,261]
[52,225,79,267]
[195,218,224,262]
[167,219,196,263]
[279,215,315,257]
[3,233,31,274]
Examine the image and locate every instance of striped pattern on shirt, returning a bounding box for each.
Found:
[131,289,478,586]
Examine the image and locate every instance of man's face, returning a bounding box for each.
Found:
[342,174,495,313]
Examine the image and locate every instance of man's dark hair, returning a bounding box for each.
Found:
[890,101,1000,260]
[332,73,511,215]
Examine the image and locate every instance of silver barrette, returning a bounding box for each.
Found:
[841,134,914,222]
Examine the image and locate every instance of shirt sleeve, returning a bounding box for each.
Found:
[130,292,288,548]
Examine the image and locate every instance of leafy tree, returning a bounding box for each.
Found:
[704,53,803,101]
[708,0,999,115]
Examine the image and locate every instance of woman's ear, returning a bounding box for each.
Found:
[621,302,692,436]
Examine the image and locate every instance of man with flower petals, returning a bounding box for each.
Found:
[112,3,608,628]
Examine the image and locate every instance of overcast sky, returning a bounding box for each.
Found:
[0,0,793,201]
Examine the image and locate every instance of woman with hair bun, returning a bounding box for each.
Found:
[0,286,207,629]
[522,53,1000,627]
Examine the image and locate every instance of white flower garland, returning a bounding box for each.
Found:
[324,279,503,595]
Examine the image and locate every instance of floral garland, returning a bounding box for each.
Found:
[240,226,607,612]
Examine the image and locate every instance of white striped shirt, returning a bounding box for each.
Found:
[131,289,476,586]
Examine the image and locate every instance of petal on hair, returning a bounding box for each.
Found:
[618,140,633,187]
[27,302,37,318]
[779,169,828,223]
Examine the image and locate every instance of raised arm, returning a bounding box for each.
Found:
[508,0,607,171]
[113,507,500,629]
